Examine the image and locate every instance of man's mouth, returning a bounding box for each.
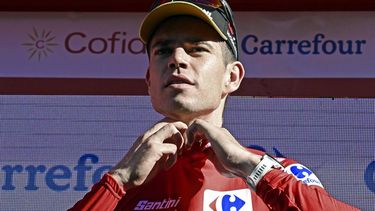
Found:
[165,75,194,87]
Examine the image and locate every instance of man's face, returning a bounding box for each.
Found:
[147,16,229,121]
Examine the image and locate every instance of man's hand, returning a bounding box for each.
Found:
[109,119,260,190]
[187,119,261,179]
[109,121,188,190]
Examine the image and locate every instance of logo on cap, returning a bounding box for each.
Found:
[226,28,237,56]
[200,8,213,20]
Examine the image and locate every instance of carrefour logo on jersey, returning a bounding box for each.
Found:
[203,189,252,211]
[284,164,324,188]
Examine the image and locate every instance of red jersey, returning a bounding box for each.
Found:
[69,148,359,211]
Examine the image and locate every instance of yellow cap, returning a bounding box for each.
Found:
[139,1,227,44]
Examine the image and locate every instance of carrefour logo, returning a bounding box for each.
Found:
[203,189,252,211]
[21,27,146,61]
[284,164,324,188]
[241,33,367,56]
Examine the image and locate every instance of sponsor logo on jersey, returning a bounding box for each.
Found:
[284,163,324,188]
[203,189,252,211]
[134,197,181,210]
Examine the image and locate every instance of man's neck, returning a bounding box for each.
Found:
[165,104,225,127]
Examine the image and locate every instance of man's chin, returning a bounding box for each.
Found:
[162,98,195,111]
[157,107,196,123]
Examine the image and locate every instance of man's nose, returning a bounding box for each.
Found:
[168,47,188,70]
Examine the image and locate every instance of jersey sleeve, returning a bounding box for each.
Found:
[68,173,125,211]
[256,164,360,211]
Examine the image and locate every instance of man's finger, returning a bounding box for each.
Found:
[148,123,186,146]
[163,149,178,170]
[158,143,178,170]
[122,122,186,167]
[127,121,170,158]
[143,121,170,139]
[158,143,178,156]
[186,119,214,148]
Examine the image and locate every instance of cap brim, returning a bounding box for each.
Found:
[139,1,227,44]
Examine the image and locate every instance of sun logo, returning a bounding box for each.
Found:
[22,27,59,61]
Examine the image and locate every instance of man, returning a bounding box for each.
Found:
[70,0,359,210]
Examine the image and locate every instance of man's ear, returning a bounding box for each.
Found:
[145,68,151,95]
[223,61,245,94]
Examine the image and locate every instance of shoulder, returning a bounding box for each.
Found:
[245,147,324,188]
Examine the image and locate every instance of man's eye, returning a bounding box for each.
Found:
[154,48,172,55]
[189,47,208,53]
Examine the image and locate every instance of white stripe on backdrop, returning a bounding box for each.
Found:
[0,12,374,78]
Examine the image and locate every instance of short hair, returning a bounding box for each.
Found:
[220,42,236,65]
